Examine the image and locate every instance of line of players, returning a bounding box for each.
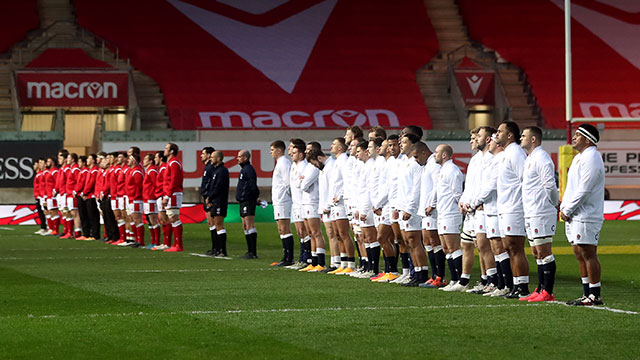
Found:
[269,122,604,306]
[32,143,185,252]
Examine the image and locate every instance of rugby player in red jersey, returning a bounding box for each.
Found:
[162,143,184,252]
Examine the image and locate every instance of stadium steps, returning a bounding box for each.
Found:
[37,0,76,28]
[0,60,16,131]
[497,67,543,126]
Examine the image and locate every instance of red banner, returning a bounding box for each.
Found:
[455,70,494,106]
[16,71,128,107]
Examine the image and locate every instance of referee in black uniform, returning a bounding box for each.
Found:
[205,151,230,257]
[236,150,260,259]
[200,147,215,254]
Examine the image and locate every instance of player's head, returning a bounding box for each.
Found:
[470,127,480,151]
[128,146,140,157]
[67,153,78,165]
[521,126,543,153]
[349,138,364,156]
[165,142,179,158]
[412,141,429,166]
[345,126,364,144]
[387,134,400,157]
[46,156,56,168]
[237,150,250,165]
[400,133,419,155]
[497,121,521,146]
[201,146,215,163]
[356,141,369,161]
[306,141,322,156]
[143,153,154,167]
[368,126,387,141]
[572,123,599,152]
[154,151,166,165]
[291,142,306,162]
[331,137,347,155]
[368,137,383,158]
[270,140,286,159]
[307,149,325,170]
[434,144,453,165]
[288,138,305,157]
[128,153,140,167]
[476,126,496,151]
[401,125,423,140]
[211,151,224,165]
[58,149,69,166]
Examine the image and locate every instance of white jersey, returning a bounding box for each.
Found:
[328,152,348,203]
[357,157,376,214]
[271,155,291,206]
[522,146,559,218]
[497,142,526,215]
[289,159,307,207]
[433,159,463,218]
[560,146,605,222]
[373,156,389,210]
[473,151,499,215]
[419,154,440,217]
[345,155,361,204]
[388,154,408,209]
[460,151,483,206]
[318,156,335,213]
[397,156,423,216]
[297,162,320,206]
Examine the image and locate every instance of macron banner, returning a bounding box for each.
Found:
[16,71,128,107]
[455,70,494,106]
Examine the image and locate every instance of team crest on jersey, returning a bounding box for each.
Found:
[491,228,495,233]
[405,223,408,228]
[507,226,511,231]
[479,225,483,229]
[577,234,581,240]
[534,228,538,233]
[444,225,447,230]
[427,222,430,226]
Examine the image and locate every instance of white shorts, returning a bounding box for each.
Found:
[375,205,392,227]
[461,213,476,241]
[156,198,166,212]
[421,215,437,231]
[525,214,557,240]
[330,205,348,221]
[485,214,501,238]
[128,200,143,214]
[58,194,68,210]
[474,210,486,234]
[303,204,320,219]
[144,200,157,214]
[498,213,526,237]
[66,196,78,210]
[359,209,375,228]
[167,192,183,209]
[273,203,292,220]
[111,199,118,210]
[390,208,400,224]
[46,197,58,210]
[399,214,422,232]
[565,220,602,246]
[292,206,304,223]
[116,197,125,211]
[321,213,332,223]
[438,215,462,235]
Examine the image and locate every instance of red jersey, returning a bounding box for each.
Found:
[95,168,106,198]
[111,165,122,198]
[82,165,99,198]
[57,164,69,195]
[33,170,43,199]
[75,167,88,194]
[66,164,80,195]
[143,165,158,201]
[155,163,168,199]
[125,166,144,201]
[45,166,58,198]
[164,157,184,196]
[117,164,126,197]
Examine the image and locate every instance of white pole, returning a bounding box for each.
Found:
[565,0,572,142]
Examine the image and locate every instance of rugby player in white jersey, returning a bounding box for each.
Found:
[270,140,295,267]
[417,141,447,288]
[370,138,400,282]
[312,145,337,272]
[352,140,378,278]
[560,124,605,306]
[427,144,465,291]
[495,121,530,299]
[458,128,481,291]
[387,134,412,284]
[297,148,326,272]
[519,126,559,302]
[347,137,367,272]
[328,137,356,274]
[397,135,429,287]
[286,139,311,270]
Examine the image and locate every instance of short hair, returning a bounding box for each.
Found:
[46,156,56,163]
[155,151,167,162]
[240,150,251,160]
[167,143,179,155]
[58,149,69,158]
[292,143,305,154]
[412,141,427,154]
[523,126,543,142]
[88,154,97,162]
[356,141,368,151]
[404,125,423,139]
[470,127,480,135]
[501,121,521,145]
[308,141,322,152]
[202,146,215,155]
[131,153,140,163]
[270,140,286,151]
[97,152,107,158]
[109,152,119,157]
[369,126,387,140]
[440,144,454,158]
[79,155,87,163]
[478,126,497,137]
[144,153,155,162]
[289,138,305,147]
[69,153,78,162]
[402,133,420,144]
[387,134,399,142]
[347,125,364,138]
[129,146,141,155]
[333,137,347,151]
[370,137,383,148]
[213,151,224,162]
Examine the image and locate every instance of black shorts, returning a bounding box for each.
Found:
[239,201,256,217]
[209,203,228,218]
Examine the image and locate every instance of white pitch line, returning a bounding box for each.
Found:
[0,227,15,231]
[15,302,638,320]
[0,256,161,260]
[126,268,281,273]
[550,301,639,315]
[7,247,111,252]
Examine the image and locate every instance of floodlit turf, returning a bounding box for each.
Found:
[1,221,639,359]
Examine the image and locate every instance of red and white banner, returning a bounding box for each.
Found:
[16,71,128,107]
[455,70,494,106]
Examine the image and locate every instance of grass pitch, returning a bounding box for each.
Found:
[1,221,639,359]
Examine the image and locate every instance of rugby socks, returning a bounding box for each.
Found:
[118,220,126,241]
[136,223,145,246]
[446,253,459,282]
[589,282,601,298]
[425,245,437,279]
[369,242,381,274]
[52,215,60,234]
[452,249,463,281]
[74,227,82,239]
[433,245,446,278]
[486,267,498,286]
[217,229,227,255]
[331,255,341,269]
[542,254,556,294]
[494,256,505,289]
[162,223,172,246]
[209,226,217,252]
[311,251,318,266]
[496,252,513,290]
[316,248,326,267]
[245,228,258,256]
[516,276,529,293]
[281,234,294,263]
[400,252,411,276]
[172,221,183,249]
[536,259,544,291]
[480,275,488,286]
[340,253,348,269]
[302,236,311,263]
[581,277,590,297]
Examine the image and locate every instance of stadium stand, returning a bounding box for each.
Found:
[74,0,439,130]
[459,0,640,129]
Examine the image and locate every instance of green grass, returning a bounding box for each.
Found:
[0,221,639,359]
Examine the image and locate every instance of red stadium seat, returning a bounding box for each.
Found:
[0,0,39,53]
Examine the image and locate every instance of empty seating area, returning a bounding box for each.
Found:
[0,0,38,54]
[458,0,640,129]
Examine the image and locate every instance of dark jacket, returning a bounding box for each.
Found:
[205,163,230,206]
[236,162,259,203]
[200,161,215,197]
